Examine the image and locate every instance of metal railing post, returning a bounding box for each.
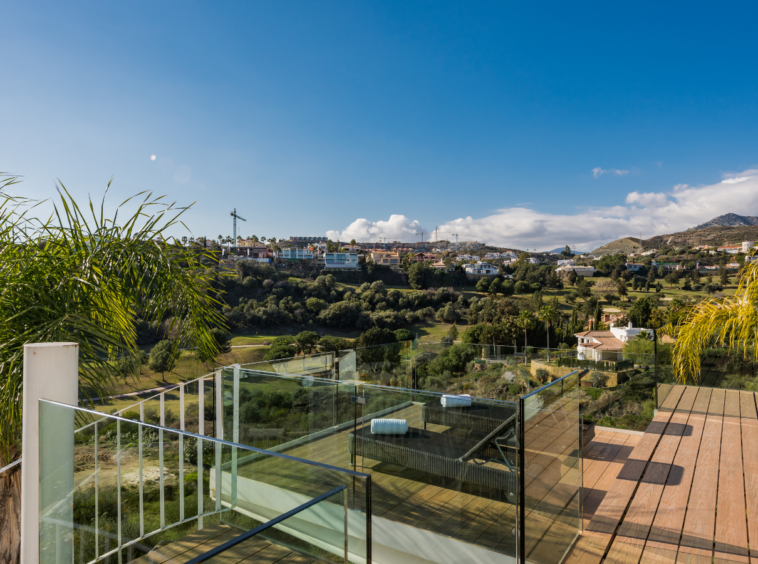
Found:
[518,396,526,564]
[95,421,100,560]
[160,392,165,529]
[232,364,240,507]
[179,383,185,523]
[198,377,205,529]
[117,418,122,564]
[139,402,144,538]
[215,370,222,512]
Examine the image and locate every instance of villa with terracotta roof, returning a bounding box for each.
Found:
[575,322,651,361]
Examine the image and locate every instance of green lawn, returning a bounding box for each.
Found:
[524,275,739,313]
[85,347,271,412]
[407,319,465,340]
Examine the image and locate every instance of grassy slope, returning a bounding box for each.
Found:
[530,275,737,314]
[87,347,270,410]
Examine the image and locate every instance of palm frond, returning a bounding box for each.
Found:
[673,260,758,384]
[0,176,226,456]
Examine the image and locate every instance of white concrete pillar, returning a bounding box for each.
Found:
[20,343,79,564]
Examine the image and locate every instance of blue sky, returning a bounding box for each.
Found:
[3,1,758,250]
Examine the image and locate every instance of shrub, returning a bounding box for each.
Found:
[535,368,550,383]
[514,281,531,294]
[149,340,177,376]
[590,371,608,388]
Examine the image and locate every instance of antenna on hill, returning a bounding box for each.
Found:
[230,208,247,248]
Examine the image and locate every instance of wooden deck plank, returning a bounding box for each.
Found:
[431,494,494,538]
[582,431,619,473]
[203,535,271,564]
[522,430,583,558]
[162,530,242,564]
[130,524,232,564]
[675,388,726,564]
[564,385,687,564]
[603,386,699,564]
[714,391,749,564]
[583,433,635,494]
[513,394,583,559]
[739,392,758,564]
[586,385,686,536]
[582,434,641,530]
[641,387,713,564]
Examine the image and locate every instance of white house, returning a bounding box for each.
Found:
[717,242,754,254]
[528,257,539,264]
[456,253,477,261]
[556,265,598,277]
[557,259,575,267]
[323,252,360,269]
[432,260,455,272]
[278,248,314,260]
[465,261,499,276]
[575,322,652,361]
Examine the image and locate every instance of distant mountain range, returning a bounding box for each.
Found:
[688,213,758,230]
[546,247,580,255]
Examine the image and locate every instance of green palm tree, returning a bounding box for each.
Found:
[0,175,226,553]
[674,259,758,383]
[517,310,536,352]
[538,305,559,360]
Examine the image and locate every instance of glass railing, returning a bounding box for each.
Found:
[518,370,583,564]
[186,486,350,563]
[240,351,337,379]
[38,400,371,564]
[224,366,519,562]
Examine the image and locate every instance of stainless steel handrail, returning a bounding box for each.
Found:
[0,458,21,475]
[239,367,518,407]
[184,486,348,564]
[42,399,373,479]
[520,370,580,401]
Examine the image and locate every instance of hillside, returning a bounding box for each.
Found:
[645,225,758,248]
[590,237,643,257]
[689,213,758,230]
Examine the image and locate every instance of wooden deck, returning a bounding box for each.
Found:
[131,523,326,563]
[565,385,758,564]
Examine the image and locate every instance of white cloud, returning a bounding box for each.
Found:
[326,214,428,242]
[624,191,669,207]
[326,168,758,251]
[592,167,630,178]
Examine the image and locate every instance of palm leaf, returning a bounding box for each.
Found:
[0,176,226,456]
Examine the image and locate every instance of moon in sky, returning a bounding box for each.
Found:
[150,155,156,161]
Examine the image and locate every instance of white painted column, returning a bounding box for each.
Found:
[20,342,79,564]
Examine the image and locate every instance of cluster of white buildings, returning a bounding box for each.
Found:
[717,241,755,254]
[464,261,499,276]
[483,251,518,260]
[555,264,598,277]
